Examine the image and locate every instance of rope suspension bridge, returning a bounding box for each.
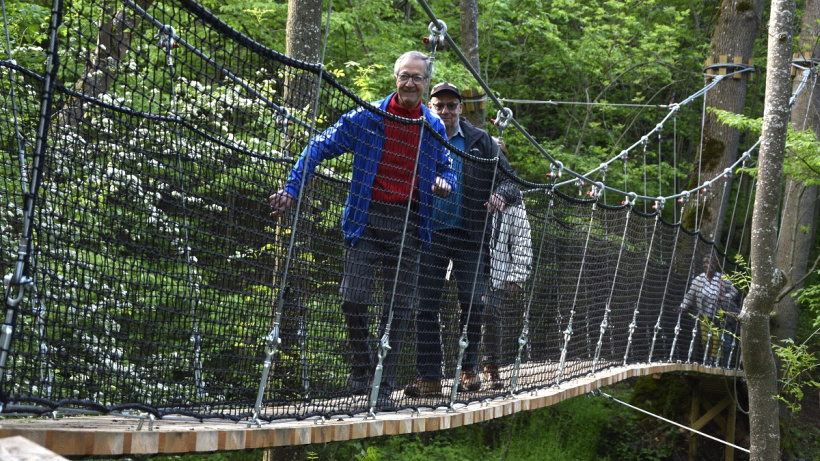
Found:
[0,0,797,456]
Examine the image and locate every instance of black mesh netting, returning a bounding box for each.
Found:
[0,0,741,421]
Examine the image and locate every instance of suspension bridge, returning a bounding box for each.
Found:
[0,0,788,457]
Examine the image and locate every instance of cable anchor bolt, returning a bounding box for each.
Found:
[425,20,447,45]
[591,182,605,199]
[491,107,513,129]
[157,25,179,49]
[275,107,293,126]
[652,197,666,211]
[546,161,563,179]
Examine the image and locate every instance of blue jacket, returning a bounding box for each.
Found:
[283,92,456,246]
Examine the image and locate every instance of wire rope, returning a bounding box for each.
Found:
[593,389,750,453]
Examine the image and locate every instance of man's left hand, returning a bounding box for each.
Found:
[506,282,520,296]
[486,193,506,213]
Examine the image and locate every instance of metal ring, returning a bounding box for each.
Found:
[428,20,447,37]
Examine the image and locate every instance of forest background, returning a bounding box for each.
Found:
[4,0,820,458]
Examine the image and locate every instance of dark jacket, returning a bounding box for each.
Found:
[457,117,519,242]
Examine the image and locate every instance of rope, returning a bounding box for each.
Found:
[122,0,312,132]
[695,95,707,231]
[670,232,700,363]
[415,0,766,213]
[497,98,672,108]
[592,198,634,373]
[624,201,662,365]
[722,156,748,270]
[256,0,337,421]
[0,0,63,386]
[160,24,206,403]
[648,220,681,362]
[673,113,678,222]
[556,184,603,383]
[448,154,499,411]
[593,389,750,453]
[0,0,28,202]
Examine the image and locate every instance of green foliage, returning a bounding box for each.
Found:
[316,383,676,461]
[709,107,820,185]
[773,337,820,414]
[800,270,820,329]
[342,61,389,102]
[725,254,751,294]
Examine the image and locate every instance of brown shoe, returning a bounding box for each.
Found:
[483,364,503,390]
[404,378,442,397]
[457,371,482,392]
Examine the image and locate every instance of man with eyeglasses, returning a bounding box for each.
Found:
[405,82,519,397]
[269,51,456,409]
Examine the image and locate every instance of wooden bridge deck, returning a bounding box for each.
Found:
[0,363,742,457]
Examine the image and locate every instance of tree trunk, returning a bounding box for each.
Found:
[771,0,820,346]
[740,0,794,458]
[275,0,325,399]
[681,0,761,246]
[284,0,323,111]
[460,0,485,127]
[57,0,154,126]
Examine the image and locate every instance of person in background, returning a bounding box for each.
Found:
[404,82,518,397]
[481,138,532,390]
[269,51,456,407]
[679,255,739,365]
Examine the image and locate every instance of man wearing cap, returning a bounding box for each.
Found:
[269,51,456,408]
[405,82,519,397]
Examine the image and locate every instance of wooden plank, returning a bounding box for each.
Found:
[692,395,731,431]
[0,435,68,461]
[699,396,728,431]
[733,56,743,79]
[0,363,744,456]
[129,430,159,454]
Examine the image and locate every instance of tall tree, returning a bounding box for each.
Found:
[680,0,762,244]
[284,0,323,111]
[459,0,485,127]
[271,0,325,401]
[771,0,820,346]
[740,0,794,458]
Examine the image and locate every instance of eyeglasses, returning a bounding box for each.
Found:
[432,102,460,111]
[397,73,427,84]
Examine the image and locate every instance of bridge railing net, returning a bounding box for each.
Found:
[0,0,740,421]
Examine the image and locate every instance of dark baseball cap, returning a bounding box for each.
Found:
[430,82,462,101]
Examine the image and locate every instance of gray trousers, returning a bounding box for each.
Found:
[339,201,420,394]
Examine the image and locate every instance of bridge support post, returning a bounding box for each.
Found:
[688,378,739,461]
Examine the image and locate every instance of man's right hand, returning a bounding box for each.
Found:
[269,190,294,217]
[432,176,452,198]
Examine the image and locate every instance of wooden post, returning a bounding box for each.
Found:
[732,56,743,79]
[725,389,737,461]
[689,381,701,461]
[461,87,486,114]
